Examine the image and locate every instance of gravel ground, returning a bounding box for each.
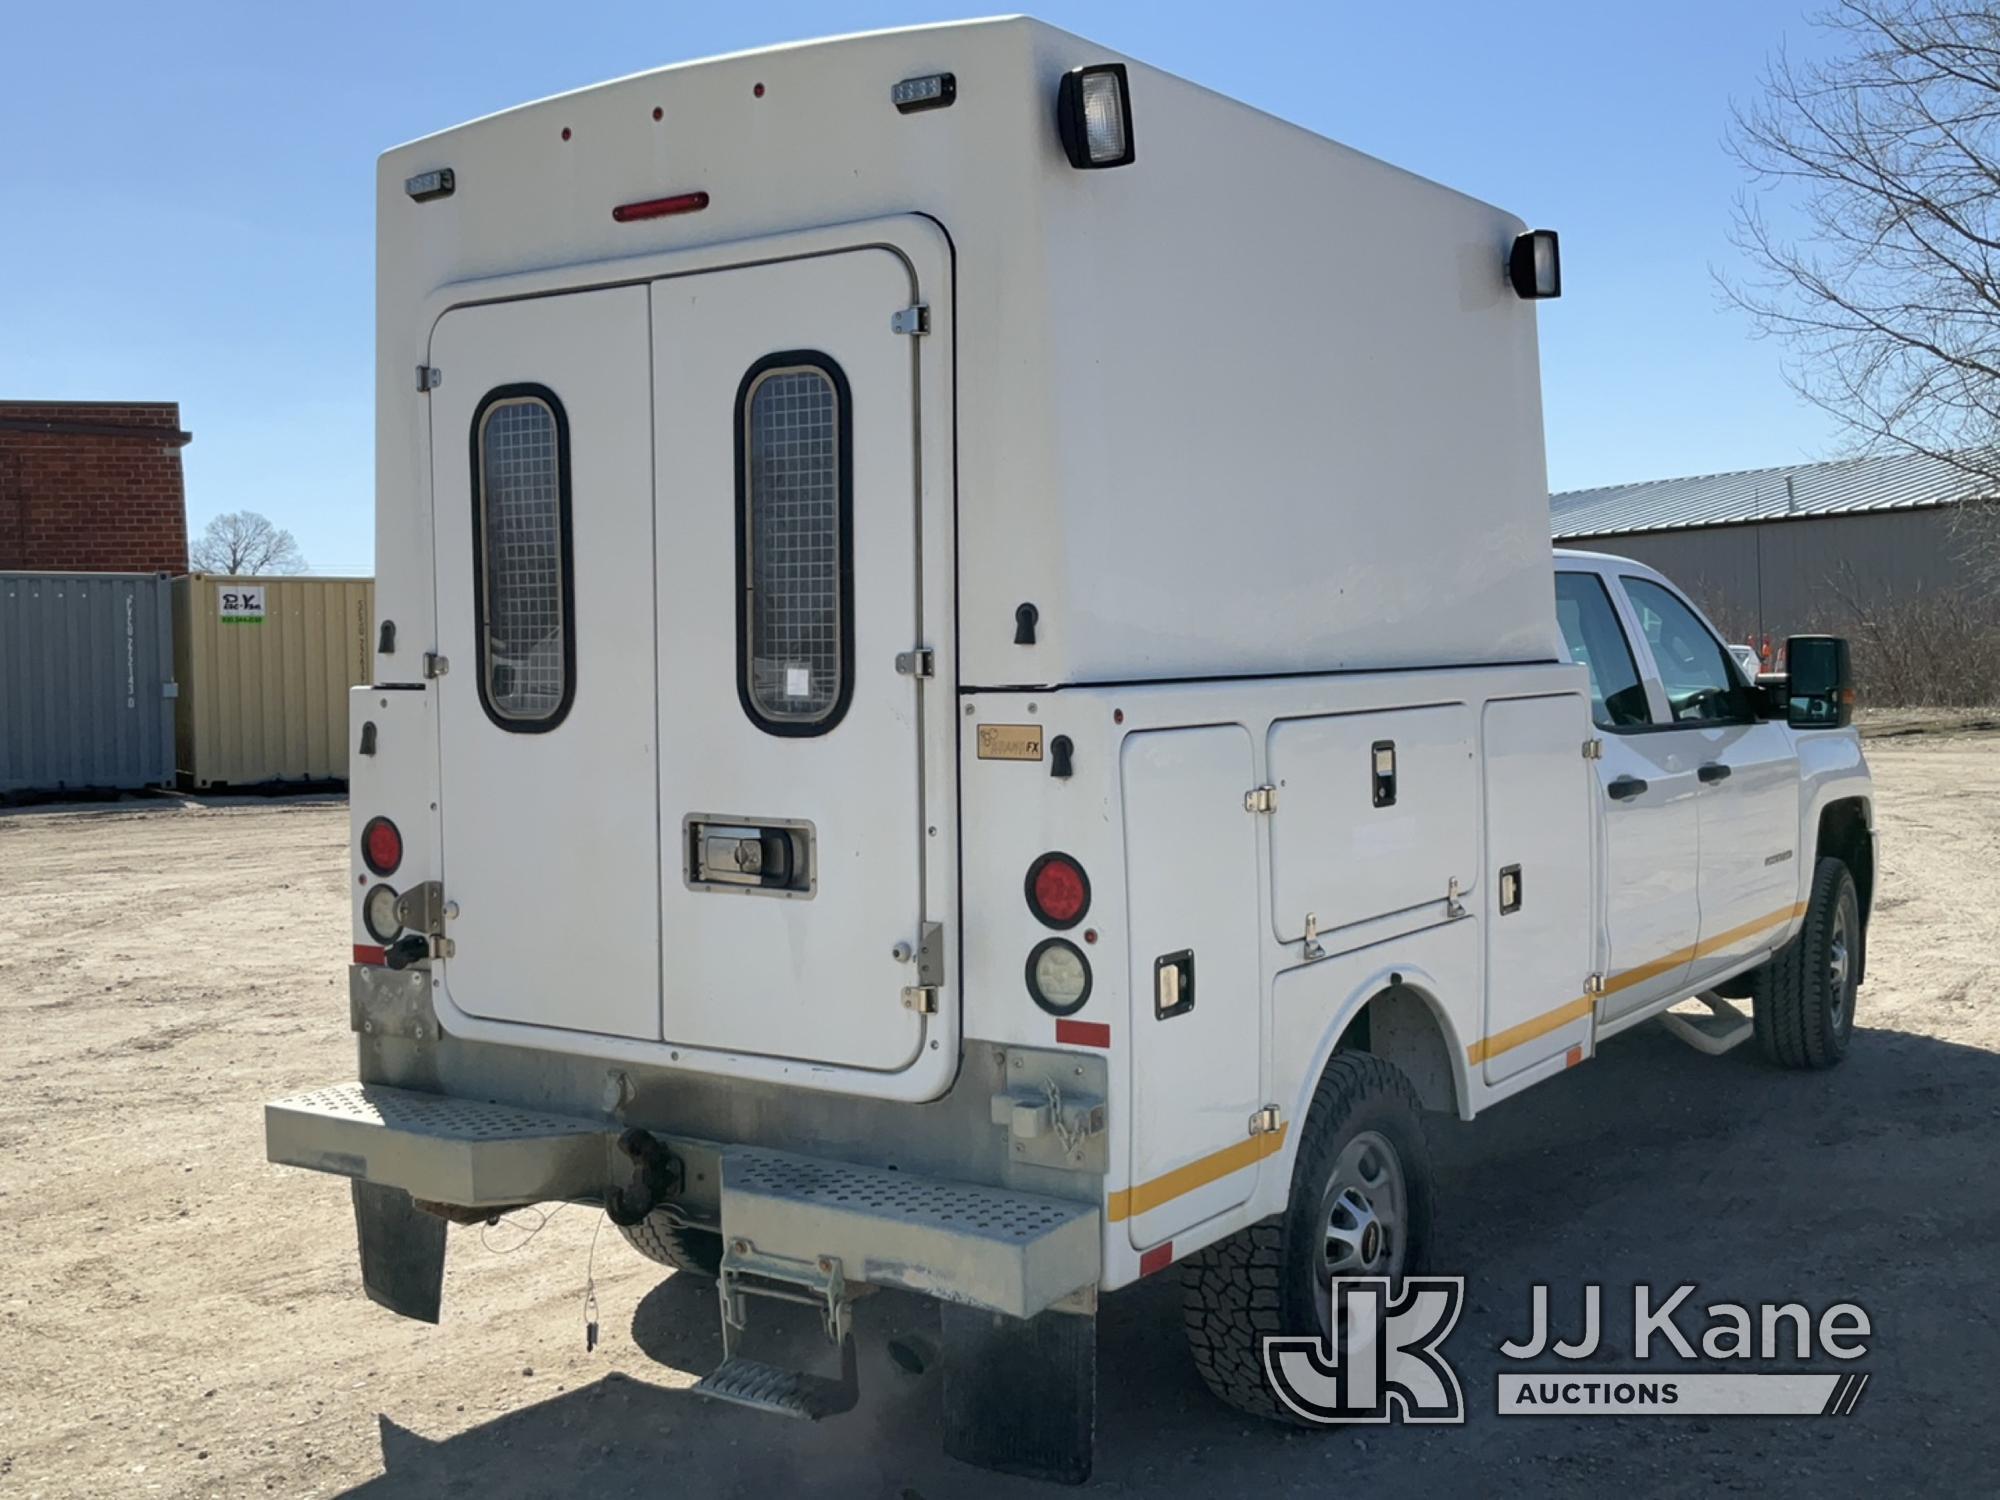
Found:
[0,736,1995,1499]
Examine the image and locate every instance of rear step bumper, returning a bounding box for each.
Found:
[264,1083,1101,1317]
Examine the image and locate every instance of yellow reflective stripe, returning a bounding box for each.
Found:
[1464,901,1809,1064]
[1106,1124,1289,1224]
[1103,904,1813,1223]
[1465,994,1594,1066]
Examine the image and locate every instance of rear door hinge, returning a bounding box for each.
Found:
[1243,784,1278,814]
[422,652,449,678]
[901,920,944,1013]
[1583,737,1604,760]
[890,303,930,336]
[416,365,443,392]
[894,647,935,678]
[1584,971,1606,997]
[1248,1104,1283,1137]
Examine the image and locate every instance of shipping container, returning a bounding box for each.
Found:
[172,574,373,787]
[0,571,177,794]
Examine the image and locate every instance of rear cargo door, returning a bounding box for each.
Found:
[650,248,934,1071]
[427,287,663,1038]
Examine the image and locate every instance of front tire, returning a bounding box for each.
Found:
[1180,1053,1436,1423]
[1751,855,1860,1070]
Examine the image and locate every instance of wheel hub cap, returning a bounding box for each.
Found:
[1319,1130,1407,1280]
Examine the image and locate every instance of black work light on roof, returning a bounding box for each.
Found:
[1510,229,1561,299]
[1058,62,1135,169]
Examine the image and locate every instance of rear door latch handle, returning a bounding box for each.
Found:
[1607,775,1649,801]
[1698,763,1733,784]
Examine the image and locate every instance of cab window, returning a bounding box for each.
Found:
[1554,572,1650,729]
[1620,576,1745,724]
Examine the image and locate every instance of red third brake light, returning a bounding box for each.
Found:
[361,816,403,877]
[611,190,710,223]
[1026,851,1090,930]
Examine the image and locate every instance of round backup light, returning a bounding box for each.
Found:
[363,884,403,944]
[361,816,403,877]
[1026,938,1093,1016]
[1025,851,1091,930]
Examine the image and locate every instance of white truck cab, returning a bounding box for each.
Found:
[264,19,1875,1482]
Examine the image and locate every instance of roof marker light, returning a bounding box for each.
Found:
[612,190,710,224]
[893,73,957,113]
[404,169,454,202]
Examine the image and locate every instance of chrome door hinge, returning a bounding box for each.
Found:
[393,880,450,937]
[1248,1104,1283,1137]
[890,303,930,336]
[1446,875,1466,919]
[1584,972,1606,997]
[1244,784,1278,814]
[1583,737,1604,760]
[422,652,449,678]
[895,647,935,678]
[416,365,443,392]
[901,921,944,1013]
[1302,912,1325,961]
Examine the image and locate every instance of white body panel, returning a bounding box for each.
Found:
[345,23,1878,1312]
[650,246,932,1072]
[1689,720,1804,979]
[372,17,1553,701]
[428,288,663,1039]
[1591,730,1703,1020]
[1266,706,1477,946]
[1121,725,1265,1249]
[1478,694,1596,1084]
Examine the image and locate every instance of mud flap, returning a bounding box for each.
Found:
[351,1180,446,1324]
[940,1302,1095,1486]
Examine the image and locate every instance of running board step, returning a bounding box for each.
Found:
[693,1341,860,1421]
[717,1146,1101,1319]
[264,1082,610,1207]
[1659,993,1755,1056]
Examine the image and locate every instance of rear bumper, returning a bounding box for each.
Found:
[265,1081,1100,1319]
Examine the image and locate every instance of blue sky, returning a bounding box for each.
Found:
[1,1,1839,572]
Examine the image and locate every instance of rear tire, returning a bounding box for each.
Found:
[1179,1053,1435,1423]
[1751,856,1860,1070]
[616,1212,724,1278]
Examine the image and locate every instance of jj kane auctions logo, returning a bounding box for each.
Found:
[1265,1280,1873,1424]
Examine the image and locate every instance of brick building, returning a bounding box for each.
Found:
[0,401,192,574]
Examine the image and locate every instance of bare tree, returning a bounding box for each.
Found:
[1724,0,2000,583]
[190,510,307,575]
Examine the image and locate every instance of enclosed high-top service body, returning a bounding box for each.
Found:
[268,17,1875,1481]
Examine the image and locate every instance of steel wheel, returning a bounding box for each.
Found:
[1312,1128,1408,1332]
[1827,902,1854,1032]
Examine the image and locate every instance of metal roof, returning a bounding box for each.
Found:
[1549,449,1990,540]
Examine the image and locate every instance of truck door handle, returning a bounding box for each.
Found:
[1606,775,1649,801]
[1698,763,1733,784]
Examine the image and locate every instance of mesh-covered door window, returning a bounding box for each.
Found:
[738,355,852,734]
[473,388,573,729]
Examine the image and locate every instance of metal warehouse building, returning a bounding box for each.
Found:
[1551,451,1987,646]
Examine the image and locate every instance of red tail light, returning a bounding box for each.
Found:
[1025,851,1090,929]
[612,190,710,223]
[361,816,403,876]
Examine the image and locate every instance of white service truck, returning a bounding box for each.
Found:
[265,18,1877,1483]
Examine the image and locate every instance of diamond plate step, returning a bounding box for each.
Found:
[693,1342,860,1421]
[265,1082,610,1207]
[718,1147,1100,1319]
